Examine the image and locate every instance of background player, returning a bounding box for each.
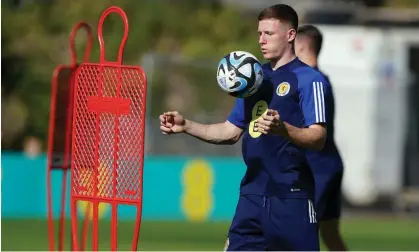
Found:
[295,24,348,251]
[160,4,331,251]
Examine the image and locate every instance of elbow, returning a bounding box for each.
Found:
[222,136,240,145]
[312,142,324,151]
[307,124,327,151]
[223,140,237,145]
[219,122,243,145]
[222,134,241,145]
[231,133,243,145]
[312,136,326,151]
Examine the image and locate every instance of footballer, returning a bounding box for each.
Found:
[160,4,331,251]
[295,24,348,251]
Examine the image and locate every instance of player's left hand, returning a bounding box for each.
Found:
[255,109,287,136]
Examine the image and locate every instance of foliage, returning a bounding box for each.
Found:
[385,0,419,7]
[1,0,261,150]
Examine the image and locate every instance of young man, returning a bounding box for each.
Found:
[160,4,331,251]
[295,24,348,251]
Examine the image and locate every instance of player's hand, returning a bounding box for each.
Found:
[254,109,286,136]
[159,111,186,134]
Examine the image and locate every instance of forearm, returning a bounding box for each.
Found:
[184,119,238,145]
[283,122,326,150]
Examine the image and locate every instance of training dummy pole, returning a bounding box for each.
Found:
[47,21,93,251]
[70,6,147,251]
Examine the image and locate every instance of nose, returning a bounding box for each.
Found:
[259,34,266,45]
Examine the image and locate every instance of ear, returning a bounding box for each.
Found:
[287,28,297,43]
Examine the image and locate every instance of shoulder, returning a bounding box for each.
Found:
[295,66,330,90]
[295,64,326,81]
[317,69,333,88]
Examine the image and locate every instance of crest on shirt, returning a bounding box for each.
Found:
[276,82,290,96]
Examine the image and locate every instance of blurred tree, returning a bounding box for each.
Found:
[385,0,419,7]
[362,0,385,7]
[1,0,261,151]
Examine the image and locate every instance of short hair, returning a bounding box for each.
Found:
[297,25,323,56]
[258,4,298,30]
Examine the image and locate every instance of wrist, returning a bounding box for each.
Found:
[183,119,191,133]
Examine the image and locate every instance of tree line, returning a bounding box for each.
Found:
[1,0,260,150]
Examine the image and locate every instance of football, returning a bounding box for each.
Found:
[216,51,264,98]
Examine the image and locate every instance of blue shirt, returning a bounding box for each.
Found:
[227,58,331,198]
[305,67,344,174]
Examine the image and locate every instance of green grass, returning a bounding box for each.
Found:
[2,217,419,251]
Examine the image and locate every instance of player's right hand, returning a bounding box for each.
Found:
[159,111,186,134]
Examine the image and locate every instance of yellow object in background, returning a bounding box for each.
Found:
[76,162,111,219]
[181,159,214,222]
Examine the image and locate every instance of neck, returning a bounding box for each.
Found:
[302,55,318,68]
[270,49,296,70]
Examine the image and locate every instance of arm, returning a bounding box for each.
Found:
[296,77,329,150]
[160,98,247,145]
[282,122,326,151]
[254,76,328,150]
[256,109,326,151]
[184,97,247,145]
[184,120,243,145]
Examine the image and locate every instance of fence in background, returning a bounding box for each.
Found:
[1,152,244,221]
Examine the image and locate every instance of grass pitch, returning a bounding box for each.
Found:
[2,216,418,251]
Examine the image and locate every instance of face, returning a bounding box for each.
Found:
[258,19,296,61]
